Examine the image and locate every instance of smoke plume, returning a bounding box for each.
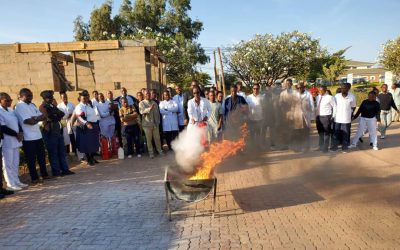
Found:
[171,126,205,173]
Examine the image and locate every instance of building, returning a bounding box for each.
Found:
[338,60,386,83]
[0,39,166,104]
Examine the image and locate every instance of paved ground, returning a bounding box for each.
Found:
[1,122,400,249]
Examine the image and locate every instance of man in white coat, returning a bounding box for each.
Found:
[173,85,185,132]
[159,91,179,150]
[187,86,212,141]
[0,93,26,191]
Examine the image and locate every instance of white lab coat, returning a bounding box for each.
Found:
[172,94,185,126]
[0,106,22,187]
[159,99,179,132]
[57,101,75,145]
[187,97,212,130]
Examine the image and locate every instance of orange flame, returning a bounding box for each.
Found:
[189,124,248,180]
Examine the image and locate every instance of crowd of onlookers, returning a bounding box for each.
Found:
[1,79,399,200]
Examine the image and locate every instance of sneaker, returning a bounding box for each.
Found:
[128,155,132,158]
[348,144,357,149]
[380,135,385,139]
[158,152,165,157]
[137,154,142,158]
[373,146,379,151]
[17,183,28,188]
[6,186,22,191]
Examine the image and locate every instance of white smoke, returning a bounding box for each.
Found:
[171,126,205,173]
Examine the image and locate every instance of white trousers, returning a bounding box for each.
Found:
[2,147,21,187]
[352,117,378,147]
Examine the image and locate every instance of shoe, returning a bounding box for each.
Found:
[0,188,14,195]
[158,152,165,157]
[6,186,22,191]
[17,183,28,188]
[0,193,4,199]
[359,138,363,143]
[348,144,357,149]
[93,159,100,164]
[380,135,385,139]
[43,176,56,180]
[370,143,373,147]
[128,155,132,159]
[137,154,142,158]
[31,179,40,185]
[373,146,379,151]
[149,154,154,159]
[61,171,75,176]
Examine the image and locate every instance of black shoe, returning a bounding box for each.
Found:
[93,159,100,164]
[0,193,5,199]
[43,176,56,180]
[370,143,373,147]
[0,188,14,196]
[359,138,363,143]
[61,171,75,176]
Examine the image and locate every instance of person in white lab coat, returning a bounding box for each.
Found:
[0,93,26,191]
[57,92,76,155]
[97,93,115,140]
[187,86,212,131]
[159,91,179,150]
[172,85,185,131]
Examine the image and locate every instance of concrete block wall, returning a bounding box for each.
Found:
[0,45,54,102]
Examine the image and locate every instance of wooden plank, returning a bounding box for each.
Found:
[15,40,120,53]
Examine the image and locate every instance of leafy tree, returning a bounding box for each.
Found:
[380,36,400,79]
[73,16,89,41]
[322,48,348,84]
[225,31,325,88]
[73,0,208,85]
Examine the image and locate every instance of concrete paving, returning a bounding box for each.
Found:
[1,123,400,249]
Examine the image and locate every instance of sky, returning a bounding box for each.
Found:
[1,0,399,72]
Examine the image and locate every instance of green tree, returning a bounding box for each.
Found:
[225,31,325,87]
[88,0,118,40]
[380,36,400,78]
[322,48,348,84]
[73,16,89,41]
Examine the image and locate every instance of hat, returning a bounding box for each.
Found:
[40,90,54,99]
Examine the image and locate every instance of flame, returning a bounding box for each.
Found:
[189,124,248,180]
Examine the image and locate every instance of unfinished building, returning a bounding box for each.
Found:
[0,39,166,103]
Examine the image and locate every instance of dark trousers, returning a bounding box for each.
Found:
[124,124,141,156]
[164,131,178,150]
[0,148,3,188]
[316,115,332,151]
[332,123,351,150]
[23,139,48,181]
[115,118,123,147]
[43,133,69,176]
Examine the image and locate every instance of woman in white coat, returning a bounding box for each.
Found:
[0,93,26,191]
[57,92,75,154]
[159,91,179,150]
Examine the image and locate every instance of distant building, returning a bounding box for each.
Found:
[338,60,386,83]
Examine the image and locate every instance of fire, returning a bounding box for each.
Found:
[189,124,248,180]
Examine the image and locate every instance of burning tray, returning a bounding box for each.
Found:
[164,166,217,221]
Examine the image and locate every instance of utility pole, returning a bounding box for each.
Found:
[213,51,219,90]
[217,48,226,98]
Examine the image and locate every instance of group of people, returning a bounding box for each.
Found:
[1,79,399,200]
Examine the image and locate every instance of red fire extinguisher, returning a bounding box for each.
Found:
[198,122,209,148]
[111,136,119,156]
[101,136,110,160]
